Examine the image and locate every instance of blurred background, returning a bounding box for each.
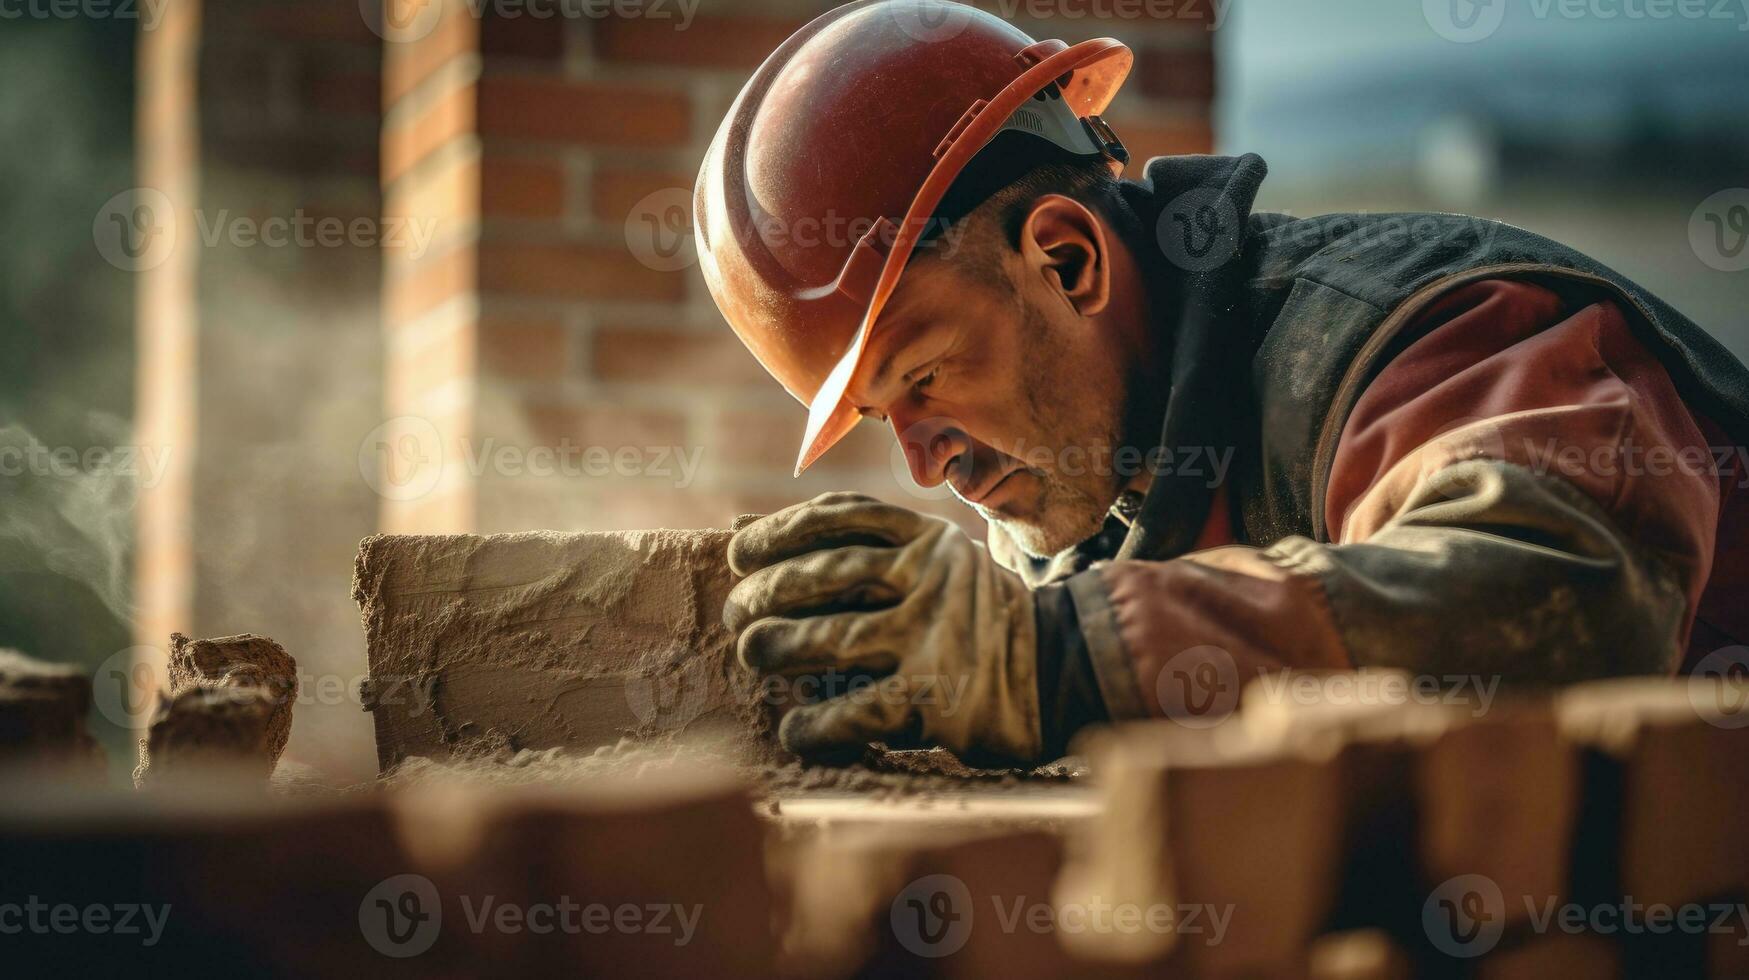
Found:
[1,0,1744,783]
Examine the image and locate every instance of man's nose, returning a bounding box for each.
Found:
[890,411,969,488]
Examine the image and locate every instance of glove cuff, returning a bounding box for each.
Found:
[1033,579,1111,758]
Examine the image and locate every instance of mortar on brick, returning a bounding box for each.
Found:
[352,527,772,773]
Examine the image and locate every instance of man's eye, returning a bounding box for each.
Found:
[912,366,939,392]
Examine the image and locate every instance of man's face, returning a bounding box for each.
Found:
[842,237,1147,557]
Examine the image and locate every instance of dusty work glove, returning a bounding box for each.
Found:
[724,492,1047,765]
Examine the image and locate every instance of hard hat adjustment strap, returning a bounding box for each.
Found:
[991,83,1128,166]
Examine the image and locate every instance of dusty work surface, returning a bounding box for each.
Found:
[374,732,1098,835]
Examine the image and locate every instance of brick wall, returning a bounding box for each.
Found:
[136,0,384,779]
[377,0,1218,539]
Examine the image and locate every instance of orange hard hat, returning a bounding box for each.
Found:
[694,0,1132,475]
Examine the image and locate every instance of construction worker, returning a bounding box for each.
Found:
[696,0,1749,765]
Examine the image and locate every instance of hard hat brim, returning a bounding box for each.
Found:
[793,37,1133,476]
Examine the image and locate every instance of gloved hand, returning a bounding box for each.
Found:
[723,492,1042,764]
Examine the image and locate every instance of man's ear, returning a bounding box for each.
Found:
[1017,193,1111,318]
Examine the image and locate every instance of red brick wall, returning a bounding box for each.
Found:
[379,0,1217,537]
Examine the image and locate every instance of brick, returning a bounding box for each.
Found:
[383,0,480,106]
[383,78,476,185]
[0,649,103,772]
[134,632,300,788]
[352,528,752,772]
[591,166,694,223]
[1415,709,1580,929]
[481,151,567,218]
[1135,45,1215,103]
[591,325,767,386]
[480,8,567,61]
[422,768,777,974]
[520,400,689,450]
[481,313,568,380]
[708,405,896,475]
[388,150,481,251]
[385,240,477,325]
[1063,722,1352,973]
[478,76,690,147]
[1558,678,1749,907]
[479,241,685,302]
[0,786,422,973]
[593,15,807,70]
[306,67,384,118]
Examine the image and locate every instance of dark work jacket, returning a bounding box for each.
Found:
[1017,154,1749,744]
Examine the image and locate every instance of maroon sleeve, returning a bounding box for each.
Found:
[1070,279,1721,721]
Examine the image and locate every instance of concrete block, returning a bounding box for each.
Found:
[0,649,103,771]
[352,529,758,773]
